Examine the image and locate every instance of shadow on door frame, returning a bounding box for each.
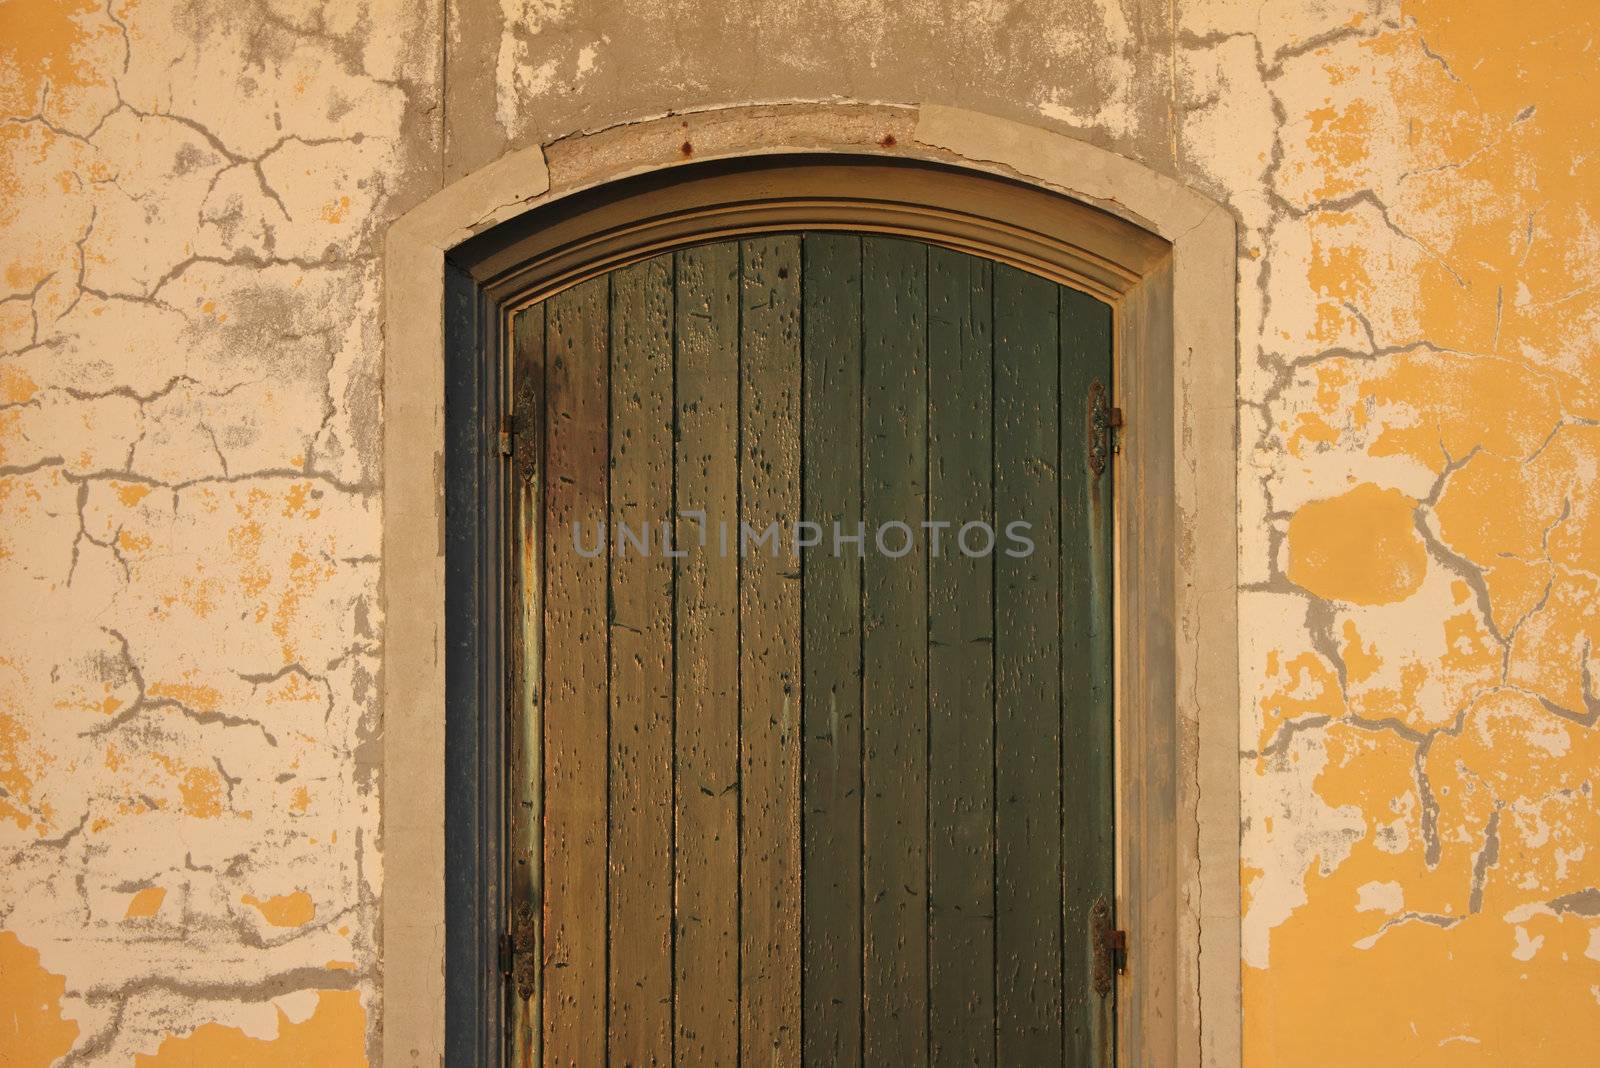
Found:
[381,102,1241,1067]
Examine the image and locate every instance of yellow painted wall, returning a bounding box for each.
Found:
[1239,2,1600,1060]
[1,0,1595,1061]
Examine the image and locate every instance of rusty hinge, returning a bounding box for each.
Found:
[1090,895,1127,998]
[508,395,540,484]
[503,902,538,1001]
[1088,380,1123,478]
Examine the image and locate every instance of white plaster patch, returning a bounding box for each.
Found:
[1241,724,1367,969]
[1355,879,1404,914]
[1178,35,1276,233]
[1555,844,1585,883]
[576,42,601,76]
[1237,589,1323,752]
[1238,404,1278,588]
[1179,0,1395,58]
[1261,201,1430,360]
[276,988,321,1026]
[1512,926,1544,961]
[494,0,576,140]
[1260,363,1441,512]
[1033,0,1140,141]
[1332,562,1499,732]
[212,998,285,1042]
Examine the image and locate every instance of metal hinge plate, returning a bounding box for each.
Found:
[506,902,538,1001]
[1088,381,1122,477]
[498,414,513,458]
[1091,895,1126,997]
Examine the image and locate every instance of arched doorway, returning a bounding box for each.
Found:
[388,113,1240,1067]
[460,156,1153,1066]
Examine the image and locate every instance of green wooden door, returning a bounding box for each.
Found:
[512,234,1115,1067]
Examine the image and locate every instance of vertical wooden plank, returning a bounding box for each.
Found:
[992,264,1064,1063]
[609,256,676,1066]
[800,233,864,1066]
[861,236,930,1066]
[509,301,545,1068]
[739,236,803,1065]
[1059,287,1116,1067]
[926,248,996,1066]
[543,275,611,1067]
[674,241,741,1066]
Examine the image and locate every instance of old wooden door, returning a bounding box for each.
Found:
[508,233,1115,1066]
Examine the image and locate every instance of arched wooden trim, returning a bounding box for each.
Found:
[455,154,1168,311]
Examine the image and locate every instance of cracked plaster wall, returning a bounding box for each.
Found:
[2,0,1597,1063]
[1,0,435,1063]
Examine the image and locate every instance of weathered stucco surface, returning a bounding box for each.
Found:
[1227,2,1600,1060]
[3,0,1597,1063]
[0,0,438,1062]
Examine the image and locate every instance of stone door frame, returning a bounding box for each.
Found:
[381,102,1241,1067]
